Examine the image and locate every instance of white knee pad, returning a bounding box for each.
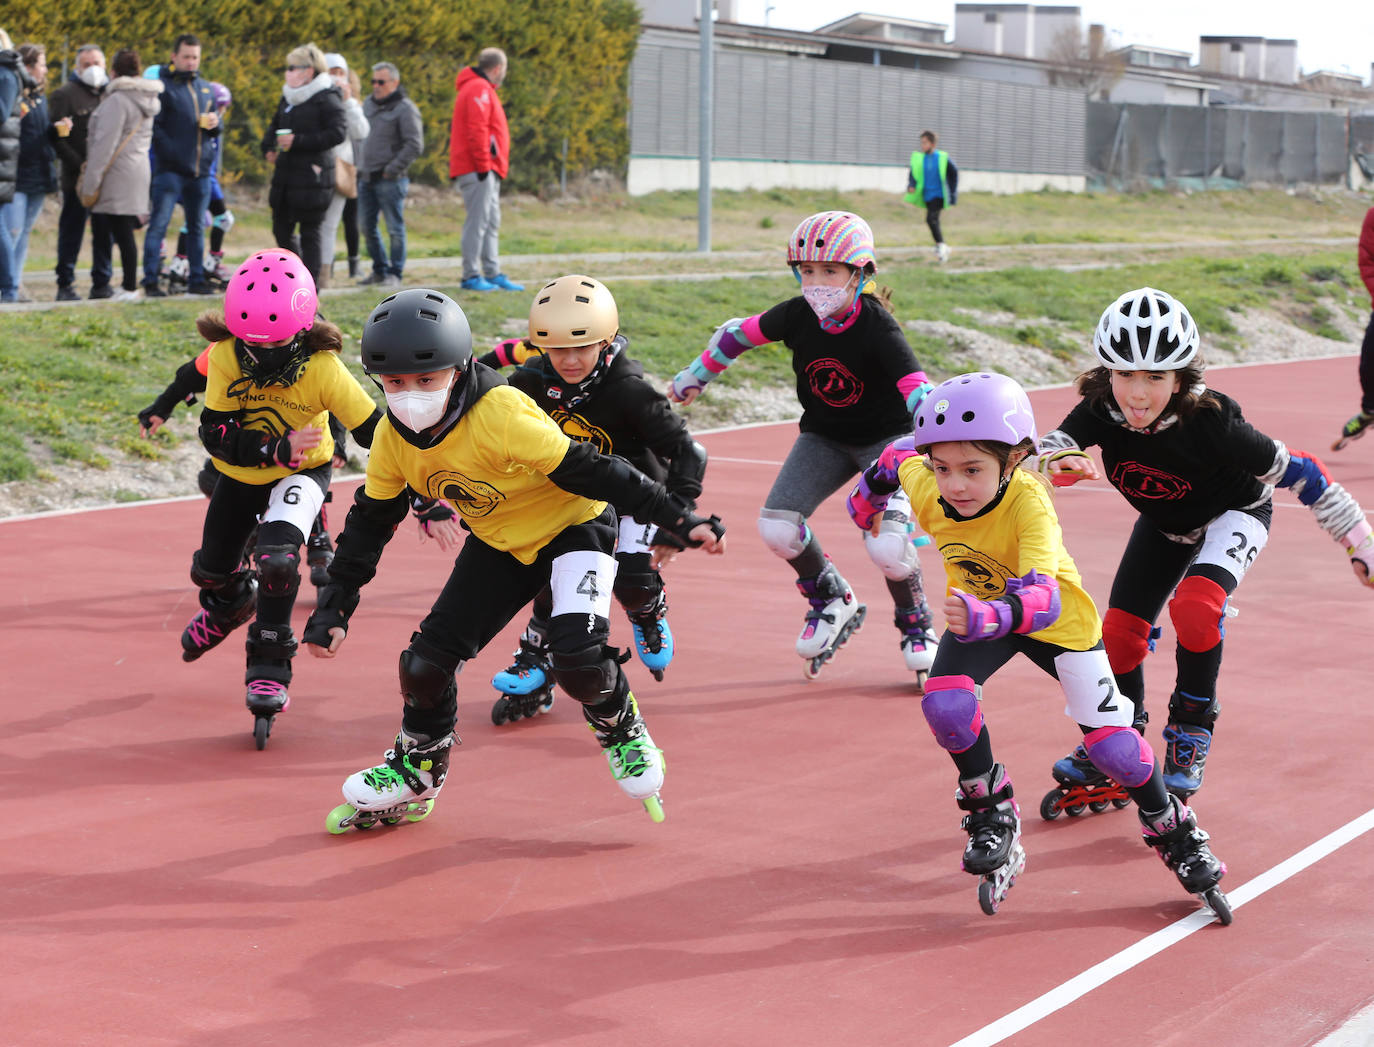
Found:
[863,487,919,580]
[757,508,810,560]
[865,529,919,580]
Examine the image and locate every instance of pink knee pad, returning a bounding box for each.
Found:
[921,674,983,753]
[1083,725,1155,788]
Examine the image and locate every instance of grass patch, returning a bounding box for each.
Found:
[5,186,1369,485]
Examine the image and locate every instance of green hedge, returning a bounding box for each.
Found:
[7,0,640,192]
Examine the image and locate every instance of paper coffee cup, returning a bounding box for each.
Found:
[56,121,71,138]
[198,111,214,129]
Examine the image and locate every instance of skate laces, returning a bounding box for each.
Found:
[247,680,287,698]
[603,736,661,780]
[1163,725,1208,767]
[1343,412,1374,438]
[184,611,227,649]
[360,764,406,792]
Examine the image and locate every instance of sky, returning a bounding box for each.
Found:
[731,1,1374,78]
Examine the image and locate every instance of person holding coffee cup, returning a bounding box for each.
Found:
[48,44,110,301]
[261,42,345,284]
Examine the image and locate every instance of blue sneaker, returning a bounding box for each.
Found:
[460,275,498,292]
[489,273,525,292]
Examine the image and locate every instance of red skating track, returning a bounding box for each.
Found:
[3,356,1372,1047]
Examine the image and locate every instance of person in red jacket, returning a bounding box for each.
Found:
[448,47,522,293]
[1334,206,1374,450]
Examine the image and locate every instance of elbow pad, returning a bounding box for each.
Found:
[664,439,708,506]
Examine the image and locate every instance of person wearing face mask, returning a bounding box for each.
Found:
[302,288,726,831]
[318,53,368,285]
[177,248,383,749]
[48,43,111,300]
[2,42,54,302]
[668,210,941,685]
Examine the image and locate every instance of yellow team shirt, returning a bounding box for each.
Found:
[898,462,1102,650]
[204,338,379,485]
[364,384,607,564]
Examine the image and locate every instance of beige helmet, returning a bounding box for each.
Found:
[527,275,619,348]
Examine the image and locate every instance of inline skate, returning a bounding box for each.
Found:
[1332,410,1374,451]
[244,622,295,749]
[1139,794,1232,925]
[1040,743,1132,820]
[585,693,665,822]
[628,592,674,681]
[181,573,258,661]
[490,627,556,725]
[957,763,1026,915]
[327,730,455,833]
[895,604,938,689]
[796,561,866,680]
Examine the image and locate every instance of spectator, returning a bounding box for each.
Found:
[81,48,162,301]
[0,29,32,303]
[261,43,346,284]
[355,60,421,288]
[1334,204,1374,452]
[48,43,111,301]
[2,42,55,302]
[448,47,522,292]
[904,129,958,264]
[320,52,368,284]
[142,33,219,297]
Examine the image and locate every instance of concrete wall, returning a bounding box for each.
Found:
[627,156,1085,195]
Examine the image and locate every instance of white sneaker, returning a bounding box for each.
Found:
[112,288,143,302]
[936,243,951,263]
[379,273,402,289]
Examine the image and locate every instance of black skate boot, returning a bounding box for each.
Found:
[181,573,258,662]
[329,730,457,833]
[956,763,1026,915]
[1140,794,1232,924]
[627,591,674,681]
[1333,410,1374,451]
[491,624,555,725]
[306,525,334,590]
[244,622,296,749]
[1041,715,1145,821]
[1162,692,1217,798]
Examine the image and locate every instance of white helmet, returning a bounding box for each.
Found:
[1093,287,1199,370]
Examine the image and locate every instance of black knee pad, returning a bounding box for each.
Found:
[613,568,664,617]
[190,549,252,599]
[254,543,303,599]
[399,647,458,716]
[550,643,625,703]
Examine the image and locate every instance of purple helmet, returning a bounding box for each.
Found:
[913,372,1038,452]
[209,81,232,110]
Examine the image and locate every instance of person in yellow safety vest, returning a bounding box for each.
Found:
[904,130,958,263]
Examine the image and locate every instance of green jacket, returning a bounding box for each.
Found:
[905,149,957,207]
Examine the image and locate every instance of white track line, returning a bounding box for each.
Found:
[950,807,1374,1047]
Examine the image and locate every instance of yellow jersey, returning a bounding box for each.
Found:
[898,462,1102,650]
[203,338,378,485]
[364,384,607,564]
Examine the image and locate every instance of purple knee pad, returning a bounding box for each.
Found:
[1083,725,1155,788]
[921,674,983,753]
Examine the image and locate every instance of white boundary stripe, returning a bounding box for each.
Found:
[950,807,1374,1047]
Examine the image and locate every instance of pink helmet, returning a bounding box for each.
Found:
[787,211,877,272]
[224,249,317,343]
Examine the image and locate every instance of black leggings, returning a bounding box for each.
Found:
[341,196,359,258]
[1360,310,1374,414]
[925,199,944,245]
[90,213,140,291]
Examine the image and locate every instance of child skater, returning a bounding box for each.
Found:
[303,288,726,829]
[1034,287,1374,799]
[476,274,708,723]
[668,210,939,683]
[847,372,1232,919]
[179,248,383,749]
[139,344,346,586]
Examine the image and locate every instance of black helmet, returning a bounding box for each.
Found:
[361,288,473,375]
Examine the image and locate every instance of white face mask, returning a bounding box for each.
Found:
[801,275,857,320]
[79,65,108,89]
[385,382,453,432]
